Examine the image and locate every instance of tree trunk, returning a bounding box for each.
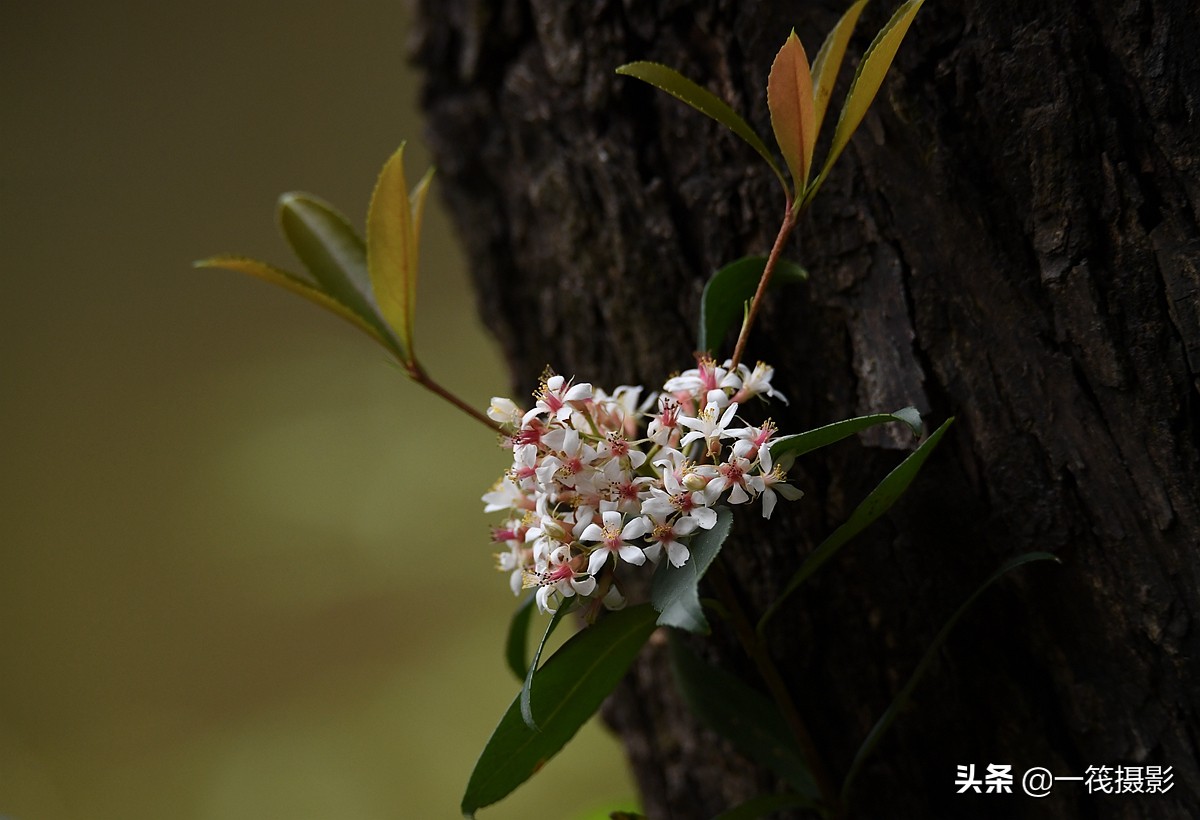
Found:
[411,1,1200,817]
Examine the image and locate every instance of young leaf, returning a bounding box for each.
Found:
[520,600,575,731]
[366,142,419,365]
[809,0,870,141]
[713,792,820,820]
[615,62,789,194]
[770,407,923,463]
[409,167,435,274]
[767,31,817,194]
[759,417,953,632]
[461,604,659,817]
[807,0,925,205]
[698,256,808,355]
[841,552,1061,801]
[651,506,734,634]
[276,192,378,328]
[670,636,819,798]
[504,595,536,680]
[195,255,403,358]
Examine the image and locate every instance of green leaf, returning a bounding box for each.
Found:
[194,255,402,357]
[767,31,817,194]
[841,551,1061,801]
[698,256,808,355]
[769,407,923,463]
[504,595,536,680]
[521,600,575,731]
[713,792,821,820]
[651,506,733,634]
[809,0,869,143]
[670,636,818,798]
[367,142,420,365]
[276,192,379,329]
[461,604,659,817]
[759,417,953,632]
[409,166,435,273]
[806,0,925,206]
[616,62,789,194]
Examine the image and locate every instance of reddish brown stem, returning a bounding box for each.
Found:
[409,363,503,434]
[729,203,799,370]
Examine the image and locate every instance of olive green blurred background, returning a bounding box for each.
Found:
[1,3,635,818]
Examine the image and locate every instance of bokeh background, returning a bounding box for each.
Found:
[1,2,637,817]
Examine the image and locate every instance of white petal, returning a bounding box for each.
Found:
[666,542,690,568]
[691,506,717,529]
[564,382,593,401]
[580,522,604,543]
[621,516,649,540]
[728,483,750,504]
[617,544,647,566]
[571,575,597,597]
[761,488,778,519]
[601,510,624,529]
[588,549,610,576]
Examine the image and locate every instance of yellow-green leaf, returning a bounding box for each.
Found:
[366,142,418,365]
[408,167,435,283]
[767,31,817,194]
[616,61,789,194]
[810,0,869,140]
[808,0,925,205]
[277,192,372,318]
[195,255,402,356]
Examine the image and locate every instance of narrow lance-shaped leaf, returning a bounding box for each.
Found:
[366,142,418,365]
[698,255,808,355]
[461,604,659,817]
[767,31,818,195]
[651,506,734,634]
[670,635,819,798]
[809,0,870,140]
[520,600,575,731]
[806,0,925,205]
[759,417,953,633]
[277,192,378,328]
[194,255,403,358]
[770,407,923,463]
[504,595,536,680]
[841,552,1062,801]
[407,166,435,328]
[615,62,789,194]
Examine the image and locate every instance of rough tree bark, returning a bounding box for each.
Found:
[412,1,1199,817]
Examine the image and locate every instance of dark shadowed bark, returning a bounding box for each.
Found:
[411,1,1199,817]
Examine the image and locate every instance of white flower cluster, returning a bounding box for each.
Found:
[482,358,803,613]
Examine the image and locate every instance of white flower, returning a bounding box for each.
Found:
[523,374,593,424]
[748,465,804,518]
[487,396,524,427]
[580,510,649,574]
[643,513,698,567]
[663,356,741,403]
[525,551,597,613]
[647,396,682,447]
[678,401,740,456]
[732,361,787,405]
[705,454,755,505]
[730,419,778,472]
[483,476,531,513]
